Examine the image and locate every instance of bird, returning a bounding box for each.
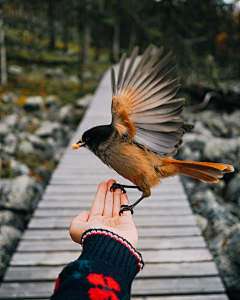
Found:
[72,44,234,215]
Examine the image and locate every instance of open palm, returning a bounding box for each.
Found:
[70,180,138,248]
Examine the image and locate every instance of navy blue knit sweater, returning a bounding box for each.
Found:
[50,229,144,300]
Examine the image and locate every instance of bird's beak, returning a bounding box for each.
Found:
[72,138,85,150]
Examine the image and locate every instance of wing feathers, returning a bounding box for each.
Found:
[111,45,193,156]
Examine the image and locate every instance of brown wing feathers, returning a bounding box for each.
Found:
[111,44,192,157]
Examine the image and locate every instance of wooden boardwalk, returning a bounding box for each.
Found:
[0,69,229,299]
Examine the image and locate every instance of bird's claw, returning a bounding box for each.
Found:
[110,183,127,194]
[119,204,134,216]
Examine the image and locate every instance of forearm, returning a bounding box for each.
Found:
[51,229,144,300]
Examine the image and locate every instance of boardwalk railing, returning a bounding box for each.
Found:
[0,69,229,300]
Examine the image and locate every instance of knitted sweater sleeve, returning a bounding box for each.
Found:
[50,229,144,300]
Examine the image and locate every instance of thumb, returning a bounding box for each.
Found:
[70,211,89,243]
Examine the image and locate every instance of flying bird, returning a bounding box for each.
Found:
[72,45,234,215]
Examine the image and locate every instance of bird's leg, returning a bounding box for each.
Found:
[110,183,141,194]
[119,195,145,215]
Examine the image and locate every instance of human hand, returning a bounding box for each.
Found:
[69,179,138,248]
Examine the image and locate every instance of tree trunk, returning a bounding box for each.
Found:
[0,1,7,86]
[113,21,120,62]
[48,0,55,50]
[83,24,91,65]
[129,20,137,52]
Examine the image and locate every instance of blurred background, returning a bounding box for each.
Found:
[0,0,240,299]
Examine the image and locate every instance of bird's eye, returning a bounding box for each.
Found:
[86,137,90,142]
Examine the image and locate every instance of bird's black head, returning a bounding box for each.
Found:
[73,124,115,153]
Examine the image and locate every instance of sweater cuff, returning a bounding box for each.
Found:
[81,229,144,278]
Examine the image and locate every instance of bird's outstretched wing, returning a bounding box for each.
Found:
[111,44,194,157]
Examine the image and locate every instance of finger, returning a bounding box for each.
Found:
[113,188,122,217]
[120,193,132,218]
[103,179,116,216]
[89,182,107,217]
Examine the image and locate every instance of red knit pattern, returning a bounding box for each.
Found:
[54,277,60,291]
[87,273,120,300]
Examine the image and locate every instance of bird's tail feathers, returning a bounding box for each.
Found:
[162,158,234,183]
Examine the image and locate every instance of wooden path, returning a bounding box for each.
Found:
[0,69,229,299]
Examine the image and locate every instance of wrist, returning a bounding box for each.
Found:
[81,228,144,275]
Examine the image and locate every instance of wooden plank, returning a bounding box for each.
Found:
[134,295,228,300]
[34,208,193,217]
[17,236,206,252]
[44,184,185,194]
[10,249,212,266]
[0,278,226,298]
[4,266,62,281]
[4,262,219,282]
[41,192,187,200]
[132,277,225,295]
[27,215,196,229]
[0,282,54,299]
[49,177,186,186]
[37,200,190,209]
[22,227,201,240]
[138,262,219,278]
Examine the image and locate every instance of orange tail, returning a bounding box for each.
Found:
[162,158,234,183]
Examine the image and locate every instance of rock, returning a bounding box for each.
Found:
[34,166,51,184]
[192,121,213,138]
[59,104,74,123]
[8,65,24,76]
[0,123,10,140]
[0,210,24,231]
[0,225,22,254]
[83,71,92,80]
[26,134,45,150]
[18,140,34,156]
[10,159,29,176]
[68,75,80,84]
[1,92,18,104]
[44,137,56,160]
[45,95,60,109]
[0,175,37,212]
[75,94,92,109]
[227,172,240,204]
[35,121,62,139]
[24,96,44,112]
[4,114,18,128]
[53,148,64,163]
[190,189,237,229]
[177,145,201,162]
[203,137,240,165]
[17,116,28,131]
[194,214,208,232]
[3,133,18,155]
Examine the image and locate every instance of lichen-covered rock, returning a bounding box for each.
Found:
[10,159,29,176]
[18,140,34,156]
[1,92,18,104]
[0,123,10,140]
[0,211,24,231]
[227,172,240,205]
[45,95,60,108]
[75,94,92,109]
[3,133,18,155]
[203,137,240,165]
[35,120,62,139]
[0,175,37,212]
[24,96,44,112]
[59,104,74,123]
[4,114,18,128]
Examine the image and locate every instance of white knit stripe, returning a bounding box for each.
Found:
[81,229,144,270]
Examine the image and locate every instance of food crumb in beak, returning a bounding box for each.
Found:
[72,143,80,150]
